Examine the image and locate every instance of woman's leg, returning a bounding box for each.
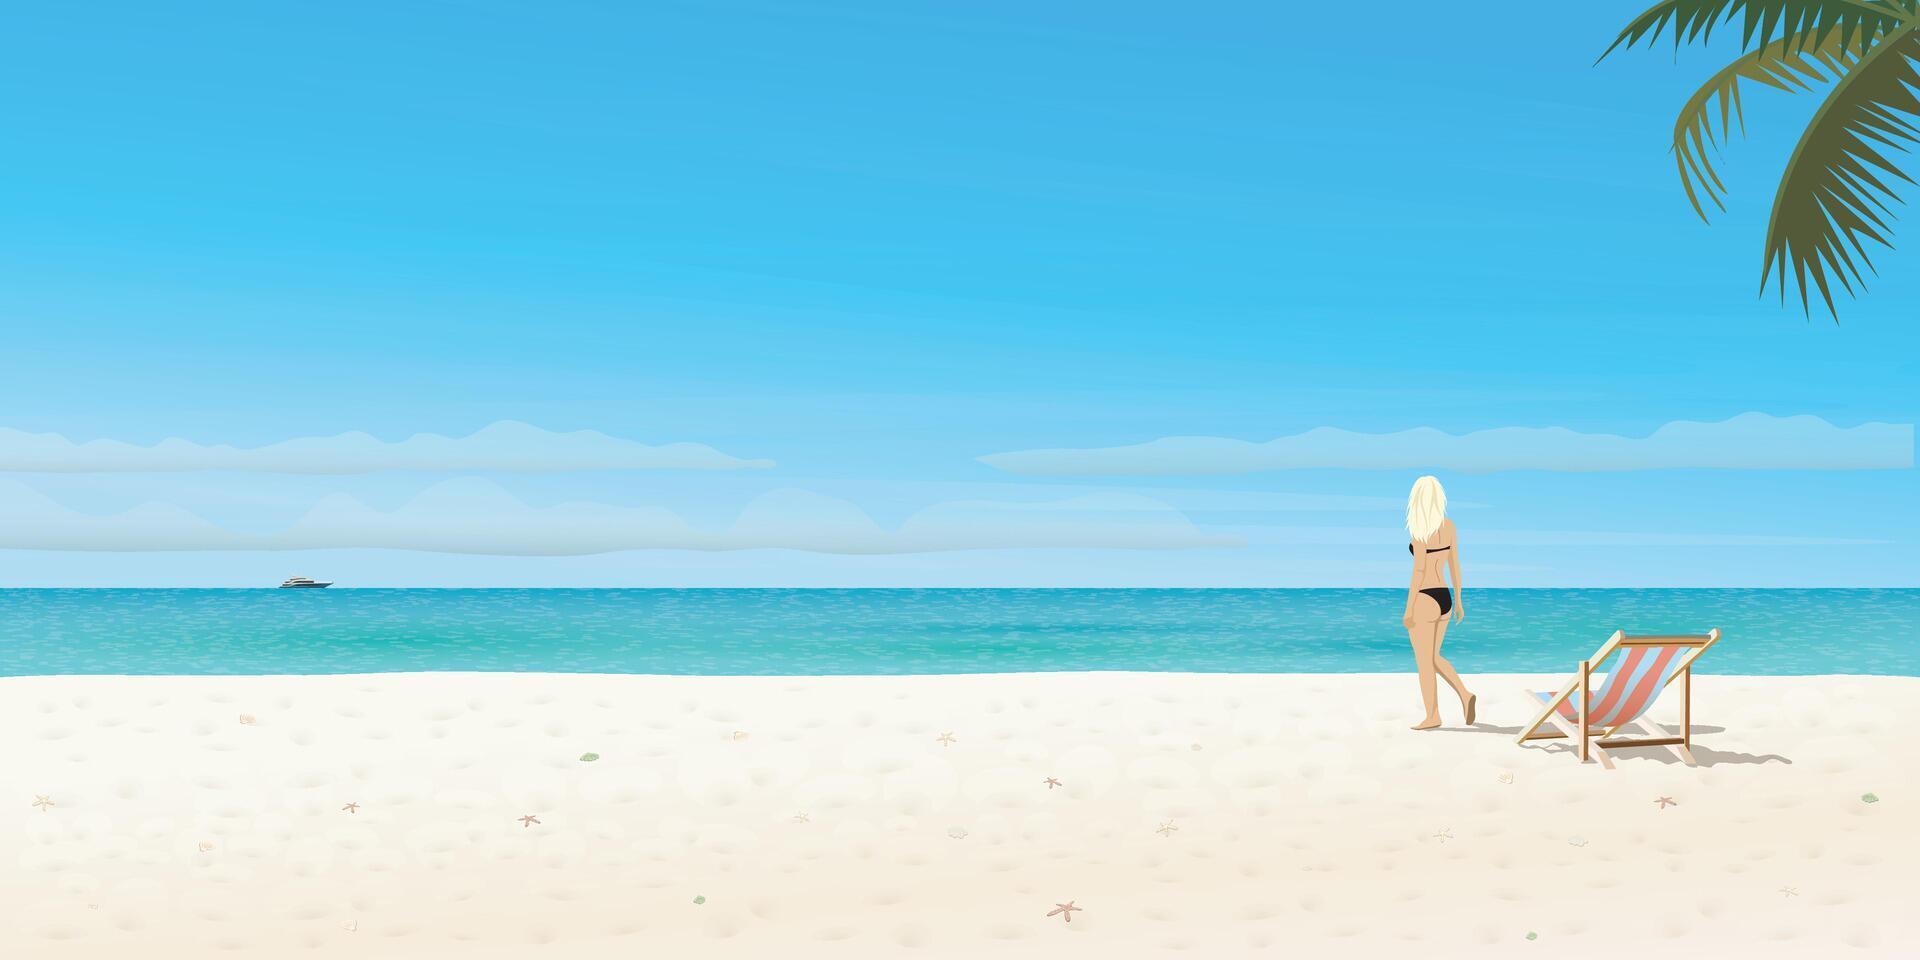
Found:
[1429,617,1474,714]
[1408,616,1441,729]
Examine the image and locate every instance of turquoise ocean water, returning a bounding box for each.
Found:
[0,589,1913,677]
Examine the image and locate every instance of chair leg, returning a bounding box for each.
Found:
[1637,717,1696,766]
[1540,714,1578,737]
[1588,741,1616,770]
[1538,713,1613,768]
[1518,686,1576,745]
[1578,661,1591,763]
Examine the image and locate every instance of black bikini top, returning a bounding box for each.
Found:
[1409,543,1452,555]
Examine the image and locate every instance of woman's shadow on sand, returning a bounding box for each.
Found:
[1438,722,1793,767]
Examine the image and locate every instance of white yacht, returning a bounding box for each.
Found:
[279,576,333,589]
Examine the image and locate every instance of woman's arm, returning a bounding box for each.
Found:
[1447,527,1465,623]
[1403,545,1422,628]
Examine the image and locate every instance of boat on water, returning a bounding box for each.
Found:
[279,576,333,589]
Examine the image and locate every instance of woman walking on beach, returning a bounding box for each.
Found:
[1402,475,1475,730]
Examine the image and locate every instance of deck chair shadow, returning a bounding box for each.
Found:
[1516,629,1721,770]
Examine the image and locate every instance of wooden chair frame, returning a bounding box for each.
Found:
[1516,628,1721,770]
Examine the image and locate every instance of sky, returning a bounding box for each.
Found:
[0,0,1914,587]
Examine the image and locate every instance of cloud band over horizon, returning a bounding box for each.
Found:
[978,413,1914,475]
[0,421,775,473]
[0,479,1236,555]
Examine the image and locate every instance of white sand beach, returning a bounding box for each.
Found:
[5,672,1912,958]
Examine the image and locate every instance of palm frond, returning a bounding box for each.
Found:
[1602,0,1906,60]
[1761,25,1920,315]
[1673,32,1864,219]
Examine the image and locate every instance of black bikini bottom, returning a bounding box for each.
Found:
[1418,587,1453,616]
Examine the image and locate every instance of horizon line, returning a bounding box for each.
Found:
[1,585,1912,591]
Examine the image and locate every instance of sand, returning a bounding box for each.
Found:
[4,672,1912,958]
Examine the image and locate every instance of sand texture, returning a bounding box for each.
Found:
[5,672,1913,957]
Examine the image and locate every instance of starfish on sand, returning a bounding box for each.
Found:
[1779,886,1798,898]
[791,813,810,823]
[518,814,542,828]
[1433,828,1454,843]
[935,732,957,747]
[341,802,359,814]
[1047,901,1081,923]
[1155,820,1178,837]
[32,795,54,812]
[1654,796,1677,809]
[1043,777,1062,790]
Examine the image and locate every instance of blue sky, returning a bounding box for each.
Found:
[0,0,1913,586]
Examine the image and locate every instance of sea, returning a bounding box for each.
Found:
[0,588,1913,677]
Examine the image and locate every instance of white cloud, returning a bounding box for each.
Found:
[726,488,894,551]
[1229,525,1888,547]
[0,421,775,473]
[0,482,244,550]
[269,480,708,555]
[892,493,1237,551]
[978,413,1914,475]
[0,478,1234,555]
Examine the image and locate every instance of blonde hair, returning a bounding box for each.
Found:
[1406,475,1447,544]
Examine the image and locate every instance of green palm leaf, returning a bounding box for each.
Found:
[1762,24,1920,314]
[1603,0,1905,59]
[1673,33,1864,219]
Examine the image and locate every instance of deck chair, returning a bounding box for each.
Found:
[1516,629,1720,769]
